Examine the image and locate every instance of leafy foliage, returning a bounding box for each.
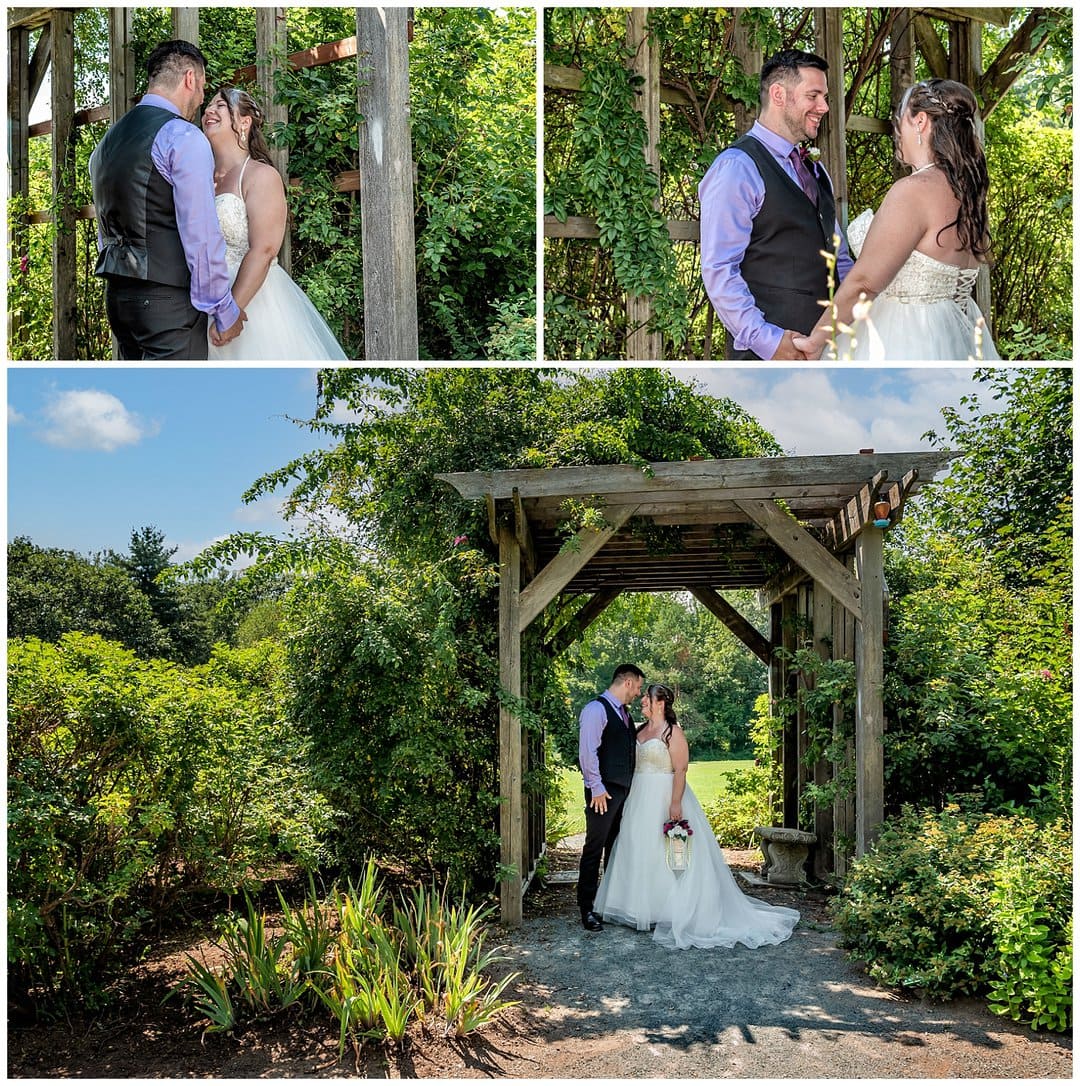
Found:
[832,805,1071,1031]
[7,634,332,1009]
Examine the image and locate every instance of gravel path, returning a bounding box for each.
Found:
[492,846,1073,1080]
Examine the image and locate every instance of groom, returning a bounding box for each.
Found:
[699,49,853,360]
[576,663,645,931]
[89,40,245,359]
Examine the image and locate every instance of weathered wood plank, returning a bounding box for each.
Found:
[437,452,954,502]
[922,7,1012,26]
[815,8,847,225]
[109,9,134,124]
[854,528,885,856]
[811,581,835,879]
[512,488,537,582]
[545,588,622,657]
[498,525,523,925]
[233,35,357,83]
[518,506,637,632]
[734,498,862,618]
[544,61,694,107]
[544,214,700,242]
[7,8,52,31]
[689,587,772,664]
[256,7,291,273]
[171,8,199,45]
[357,7,419,360]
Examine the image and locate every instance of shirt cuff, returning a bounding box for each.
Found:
[214,298,242,333]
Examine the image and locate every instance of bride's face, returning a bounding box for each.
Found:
[201,94,233,143]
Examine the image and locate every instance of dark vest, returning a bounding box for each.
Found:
[588,695,636,790]
[90,104,191,288]
[728,133,841,358]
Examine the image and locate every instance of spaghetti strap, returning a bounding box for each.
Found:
[236,155,252,199]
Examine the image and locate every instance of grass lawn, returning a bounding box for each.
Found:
[553,758,753,837]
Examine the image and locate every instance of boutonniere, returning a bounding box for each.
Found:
[805,145,822,164]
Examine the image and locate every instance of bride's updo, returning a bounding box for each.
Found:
[212,84,275,167]
[647,683,678,745]
[897,78,990,258]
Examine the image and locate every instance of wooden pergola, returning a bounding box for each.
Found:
[439,449,956,924]
[7,6,418,360]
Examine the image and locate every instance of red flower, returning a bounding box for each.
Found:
[19,255,29,276]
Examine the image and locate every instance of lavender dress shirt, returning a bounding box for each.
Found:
[578,691,629,799]
[127,94,240,333]
[699,121,853,359]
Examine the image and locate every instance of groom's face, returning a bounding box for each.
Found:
[780,68,829,144]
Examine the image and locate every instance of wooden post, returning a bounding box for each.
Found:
[815,7,847,229]
[108,8,135,124]
[256,7,291,273]
[51,9,77,359]
[8,24,31,350]
[781,591,799,828]
[854,527,885,856]
[811,580,834,878]
[832,568,856,878]
[357,6,419,360]
[768,602,784,821]
[624,7,662,361]
[731,10,761,135]
[889,7,915,184]
[171,9,199,46]
[498,522,523,925]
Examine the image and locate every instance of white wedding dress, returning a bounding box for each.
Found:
[832,208,999,361]
[594,735,800,950]
[208,159,347,361]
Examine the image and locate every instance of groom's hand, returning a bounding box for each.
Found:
[589,791,611,815]
[771,330,809,361]
[211,309,247,347]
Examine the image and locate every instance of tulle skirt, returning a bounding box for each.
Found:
[594,771,800,950]
[834,295,999,361]
[209,263,347,361]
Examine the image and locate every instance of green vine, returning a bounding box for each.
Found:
[563,57,688,345]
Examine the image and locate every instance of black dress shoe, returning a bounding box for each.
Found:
[581,910,604,931]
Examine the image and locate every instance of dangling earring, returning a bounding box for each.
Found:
[917,130,922,146]
[240,130,248,148]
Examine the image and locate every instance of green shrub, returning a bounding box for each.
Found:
[7,633,331,1010]
[832,805,1071,1030]
[703,765,775,848]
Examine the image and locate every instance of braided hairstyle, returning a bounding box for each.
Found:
[211,84,274,167]
[646,683,679,746]
[897,79,991,258]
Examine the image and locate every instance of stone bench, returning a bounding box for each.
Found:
[752,826,817,886]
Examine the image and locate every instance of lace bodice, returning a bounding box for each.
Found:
[849,208,979,305]
[214,158,277,275]
[635,737,674,775]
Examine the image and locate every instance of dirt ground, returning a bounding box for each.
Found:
[8,843,1073,1080]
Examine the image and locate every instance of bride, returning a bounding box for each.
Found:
[201,85,346,360]
[594,684,800,950]
[794,79,999,361]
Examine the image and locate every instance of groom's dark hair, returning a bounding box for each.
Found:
[611,663,645,684]
[146,40,207,89]
[760,49,828,104]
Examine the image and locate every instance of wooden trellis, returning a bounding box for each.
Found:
[544,6,1036,360]
[439,449,957,924]
[7,5,418,360]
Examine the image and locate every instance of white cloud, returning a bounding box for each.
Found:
[9,403,26,425]
[39,389,157,452]
[232,494,287,525]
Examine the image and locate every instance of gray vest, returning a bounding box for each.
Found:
[590,696,637,791]
[90,104,191,288]
[728,133,841,359]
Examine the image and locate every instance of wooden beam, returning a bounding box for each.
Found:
[28,19,50,104]
[823,469,888,551]
[544,61,696,108]
[7,9,52,31]
[890,8,916,184]
[815,7,847,226]
[232,35,357,83]
[50,8,76,359]
[109,9,134,124]
[730,9,761,136]
[914,15,950,80]
[497,524,523,925]
[734,498,862,618]
[811,580,835,879]
[171,8,199,46]
[8,24,31,351]
[518,505,637,632]
[921,7,1012,27]
[845,113,891,135]
[854,527,885,856]
[545,588,621,657]
[689,587,772,665]
[625,7,662,361]
[357,6,419,360]
[513,488,537,582]
[256,7,291,274]
[544,213,699,242]
[979,10,1054,118]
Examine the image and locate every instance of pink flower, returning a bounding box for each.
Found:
[1040,669,1053,681]
[19,255,29,276]
[453,535,468,546]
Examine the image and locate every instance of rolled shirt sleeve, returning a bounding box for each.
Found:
[578,698,610,800]
[151,116,241,333]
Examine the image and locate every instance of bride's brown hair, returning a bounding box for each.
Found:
[646,684,678,746]
[211,85,275,168]
[897,79,991,259]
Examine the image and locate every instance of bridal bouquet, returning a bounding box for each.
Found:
[663,819,693,873]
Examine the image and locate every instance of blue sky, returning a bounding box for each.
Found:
[6,365,988,560]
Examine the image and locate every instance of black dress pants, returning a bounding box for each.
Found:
[577,781,630,915]
[105,277,209,360]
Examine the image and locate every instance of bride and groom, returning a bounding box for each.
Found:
[89,39,345,361]
[700,49,999,361]
[577,664,799,949]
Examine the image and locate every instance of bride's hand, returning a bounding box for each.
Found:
[668,802,682,822]
[791,333,823,360]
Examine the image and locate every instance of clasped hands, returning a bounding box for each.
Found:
[772,328,824,361]
[209,308,247,347]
